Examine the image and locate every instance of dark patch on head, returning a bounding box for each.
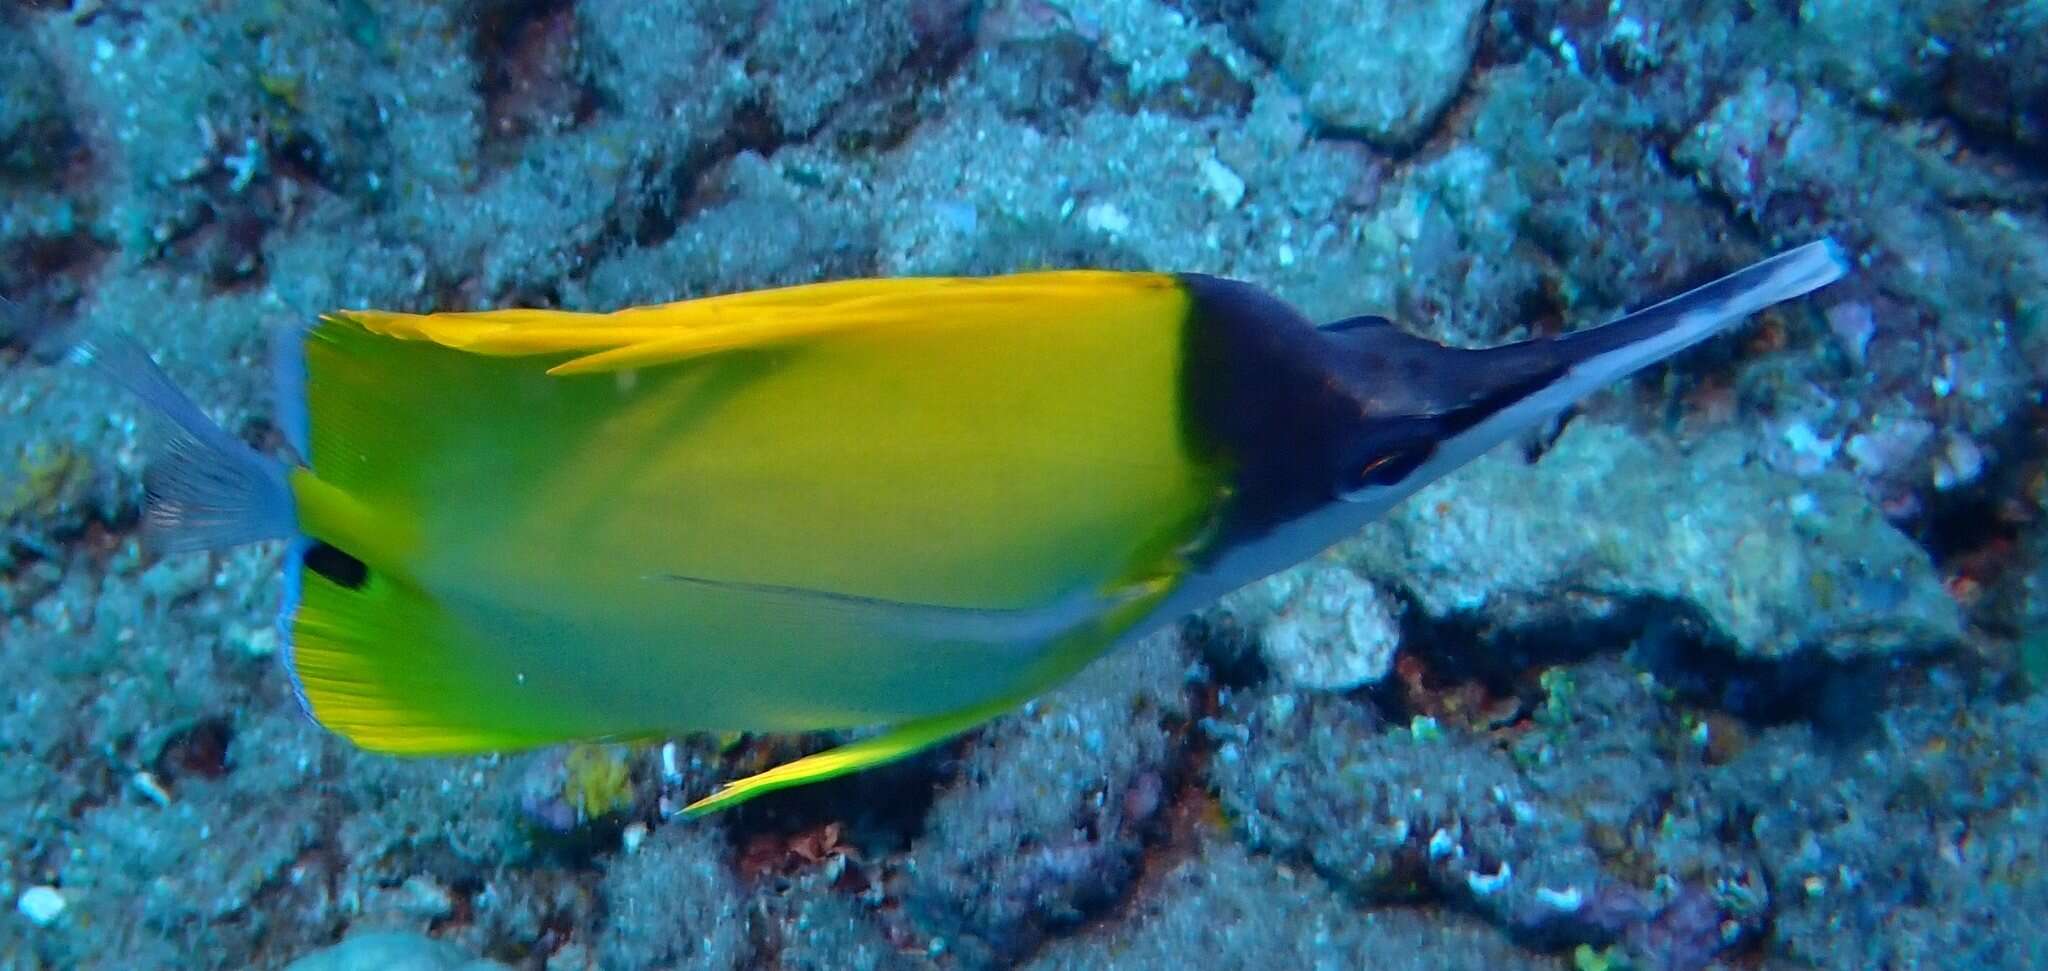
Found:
[1329,331,1570,496]
[305,541,368,589]
[1177,274,1356,541]
[1178,275,1582,549]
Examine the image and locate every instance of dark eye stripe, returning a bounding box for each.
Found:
[304,541,368,590]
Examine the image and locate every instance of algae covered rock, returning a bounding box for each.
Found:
[1022,839,1558,971]
[1255,0,1486,147]
[281,931,511,971]
[0,29,68,176]
[594,823,750,970]
[1212,560,1404,691]
[1353,421,1962,661]
[901,633,1193,966]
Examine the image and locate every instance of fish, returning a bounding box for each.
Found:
[52,239,1848,815]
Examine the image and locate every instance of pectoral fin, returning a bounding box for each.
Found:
[652,572,1130,647]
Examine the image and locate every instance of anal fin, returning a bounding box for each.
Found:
[681,694,1019,816]
[678,575,1179,816]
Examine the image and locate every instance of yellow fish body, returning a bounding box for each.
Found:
[289,272,1214,808]
[71,242,1848,814]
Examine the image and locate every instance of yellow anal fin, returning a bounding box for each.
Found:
[681,694,1018,817]
[679,575,1180,817]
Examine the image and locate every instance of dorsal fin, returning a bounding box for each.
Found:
[324,271,1181,376]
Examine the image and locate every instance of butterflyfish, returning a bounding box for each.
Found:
[54,239,1848,815]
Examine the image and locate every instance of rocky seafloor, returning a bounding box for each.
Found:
[1,0,2045,968]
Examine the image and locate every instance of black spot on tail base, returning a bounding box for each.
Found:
[305,541,368,589]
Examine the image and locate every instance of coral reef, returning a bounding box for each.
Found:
[0,0,2041,968]
[897,634,1191,966]
[282,931,510,971]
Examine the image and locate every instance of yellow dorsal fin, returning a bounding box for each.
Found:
[326,271,1179,375]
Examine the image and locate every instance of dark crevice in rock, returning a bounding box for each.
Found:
[809,5,982,155]
[1148,45,1258,120]
[472,0,601,171]
[523,809,632,869]
[1628,621,1903,740]
[1180,612,1273,690]
[1306,63,1486,164]
[1840,96,2048,196]
[618,99,789,255]
[985,33,1130,134]
[1173,0,1271,74]
[904,0,981,86]
[238,815,351,960]
[0,233,111,340]
[1361,587,1651,732]
[1369,588,1951,742]
[0,13,80,179]
[518,103,802,304]
[139,137,331,297]
[1901,401,2048,644]
[1112,47,1259,123]
[1930,10,2048,178]
[1176,0,1258,30]
[267,128,335,191]
[715,733,957,871]
[154,715,236,783]
[984,735,1202,967]
[1011,687,1216,964]
[180,208,273,294]
[969,18,1254,139]
[1909,405,2046,565]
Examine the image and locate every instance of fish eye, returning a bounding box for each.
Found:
[303,541,369,590]
[1349,449,1427,490]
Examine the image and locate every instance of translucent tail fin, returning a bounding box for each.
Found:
[59,321,297,553]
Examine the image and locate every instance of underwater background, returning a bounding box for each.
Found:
[1,0,2044,968]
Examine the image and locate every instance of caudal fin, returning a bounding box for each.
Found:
[60,323,297,552]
